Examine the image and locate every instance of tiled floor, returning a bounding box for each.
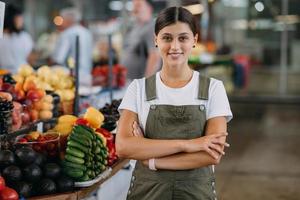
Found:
[95,104,300,200]
[215,104,300,200]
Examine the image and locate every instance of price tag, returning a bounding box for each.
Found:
[0,1,5,38]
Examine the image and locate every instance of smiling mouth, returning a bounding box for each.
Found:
[167,53,184,58]
[168,52,184,55]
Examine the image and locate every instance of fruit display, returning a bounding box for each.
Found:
[99,99,121,131]
[62,125,108,181]
[13,65,75,115]
[47,92,61,118]
[84,107,104,129]
[0,147,74,198]
[96,128,118,166]
[0,63,124,198]
[0,98,14,135]
[92,64,127,88]
[54,115,78,151]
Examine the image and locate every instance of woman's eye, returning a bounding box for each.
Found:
[162,36,172,42]
[179,36,188,42]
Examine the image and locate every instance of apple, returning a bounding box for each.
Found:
[23,80,37,91]
[27,89,45,102]
[12,89,25,101]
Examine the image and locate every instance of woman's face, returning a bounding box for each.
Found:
[155,22,197,68]
[14,15,24,31]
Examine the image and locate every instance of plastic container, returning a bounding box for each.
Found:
[15,131,60,158]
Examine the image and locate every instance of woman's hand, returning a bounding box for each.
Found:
[183,132,230,159]
[132,121,144,138]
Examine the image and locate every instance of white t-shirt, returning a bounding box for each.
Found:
[0,31,33,74]
[52,25,93,86]
[119,71,233,131]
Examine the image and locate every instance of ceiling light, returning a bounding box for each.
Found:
[254,2,264,12]
[53,16,63,26]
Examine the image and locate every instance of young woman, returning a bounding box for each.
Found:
[116,7,233,200]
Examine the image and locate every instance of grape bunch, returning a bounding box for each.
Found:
[99,99,122,131]
[0,97,14,135]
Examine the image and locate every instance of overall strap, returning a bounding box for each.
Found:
[145,74,157,101]
[198,74,210,100]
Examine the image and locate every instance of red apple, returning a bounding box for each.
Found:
[27,89,45,102]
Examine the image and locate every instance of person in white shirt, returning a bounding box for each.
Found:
[0,4,33,74]
[51,7,92,86]
[117,7,232,200]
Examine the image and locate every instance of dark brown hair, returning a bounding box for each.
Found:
[155,7,197,36]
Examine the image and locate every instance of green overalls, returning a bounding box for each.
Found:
[127,74,216,200]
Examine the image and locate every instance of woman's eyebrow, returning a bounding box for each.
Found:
[161,32,190,36]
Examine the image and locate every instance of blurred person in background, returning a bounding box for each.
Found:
[120,0,161,80]
[0,4,34,74]
[50,7,93,86]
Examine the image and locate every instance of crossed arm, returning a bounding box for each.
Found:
[116,109,229,170]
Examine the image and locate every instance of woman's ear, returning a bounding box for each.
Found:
[154,34,158,47]
[194,33,198,44]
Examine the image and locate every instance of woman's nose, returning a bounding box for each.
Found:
[170,39,179,50]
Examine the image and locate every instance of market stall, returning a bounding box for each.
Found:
[0,65,127,200]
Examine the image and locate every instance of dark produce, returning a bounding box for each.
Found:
[2,165,22,183]
[0,136,13,151]
[0,98,13,135]
[23,164,42,183]
[33,152,46,167]
[100,99,121,131]
[37,179,57,195]
[43,163,61,179]
[13,181,32,198]
[56,176,74,192]
[15,147,36,165]
[0,150,15,169]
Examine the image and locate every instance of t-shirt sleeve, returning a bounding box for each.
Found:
[118,80,138,114]
[23,32,34,56]
[207,80,233,122]
[52,34,70,64]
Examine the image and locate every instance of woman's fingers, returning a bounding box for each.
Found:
[212,139,230,147]
[206,148,219,160]
[210,144,225,155]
